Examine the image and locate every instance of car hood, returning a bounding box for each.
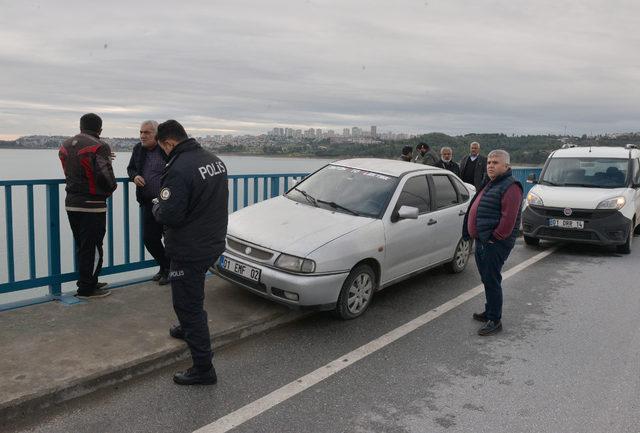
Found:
[228,196,374,257]
[532,185,628,208]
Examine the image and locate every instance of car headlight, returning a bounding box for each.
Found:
[596,196,626,210]
[526,191,543,206]
[274,254,316,273]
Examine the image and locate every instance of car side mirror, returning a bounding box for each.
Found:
[397,205,419,220]
[526,173,538,184]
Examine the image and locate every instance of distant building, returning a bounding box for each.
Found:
[343,128,350,137]
[370,126,377,137]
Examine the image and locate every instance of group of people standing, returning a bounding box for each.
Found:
[59,114,228,385]
[400,141,488,190]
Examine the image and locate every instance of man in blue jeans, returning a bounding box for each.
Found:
[463,149,523,336]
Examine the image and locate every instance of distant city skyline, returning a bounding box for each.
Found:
[1,1,639,140]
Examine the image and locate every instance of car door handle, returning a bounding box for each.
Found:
[459,210,466,216]
[427,219,437,225]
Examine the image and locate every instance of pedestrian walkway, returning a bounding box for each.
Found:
[0,276,305,421]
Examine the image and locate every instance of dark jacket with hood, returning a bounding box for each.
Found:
[58,132,117,211]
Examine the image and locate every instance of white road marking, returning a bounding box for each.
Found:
[194,247,557,433]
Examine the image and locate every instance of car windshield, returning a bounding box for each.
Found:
[540,157,629,188]
[286,164,397,218]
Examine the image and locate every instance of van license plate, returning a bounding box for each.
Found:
[549,218,584,229]
[219,256,261,282]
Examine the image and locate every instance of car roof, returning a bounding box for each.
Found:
[551,146,638,159]
[331,158,445,177]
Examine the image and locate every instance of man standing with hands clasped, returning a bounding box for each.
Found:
[463,150,522,336]
[127,120,170,285]
[152,120,228,385]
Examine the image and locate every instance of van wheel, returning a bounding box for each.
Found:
[616,222,633,254]
[524,235,540,246]
[334,264,375,320]
[446,238,471,273]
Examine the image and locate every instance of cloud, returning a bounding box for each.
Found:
[0,0,639,137]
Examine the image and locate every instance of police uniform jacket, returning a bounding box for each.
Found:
[152,138,228,262]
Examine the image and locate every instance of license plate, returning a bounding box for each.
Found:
[549,218,584,229]
[219,255,261,282]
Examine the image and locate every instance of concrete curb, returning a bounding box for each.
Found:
[0,310,310,422]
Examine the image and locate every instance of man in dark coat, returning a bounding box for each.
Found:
[463,150,523,336]
[153,120,228,385]
[435,146,460,176]
[58,113,117,298]
[127,120,170,284]
[459,141,487,189]
[414,142,440,166]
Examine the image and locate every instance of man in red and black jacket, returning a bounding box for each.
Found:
[59,113,117,298]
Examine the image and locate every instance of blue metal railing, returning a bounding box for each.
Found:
[0,174,307,305]
[0,167,541,308]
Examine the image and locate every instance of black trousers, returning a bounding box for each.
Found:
[142,202,170,271]
[170,258,217,371]
[67,211,106,294]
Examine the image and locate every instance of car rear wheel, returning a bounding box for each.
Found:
[446,238,471,273]
[334,264,375,320]
[617,221,633,254]
[524,235,540,246]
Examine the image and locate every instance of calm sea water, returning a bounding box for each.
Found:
[0,149,337,305]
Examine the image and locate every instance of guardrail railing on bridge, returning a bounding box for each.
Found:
[0,167,541,310]
[0,174,307,309]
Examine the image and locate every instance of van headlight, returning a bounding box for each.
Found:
[596,196,626,210]
[526,192,544,206]
[275,254,316,273]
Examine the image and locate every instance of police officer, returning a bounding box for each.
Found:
[152,120,228,385]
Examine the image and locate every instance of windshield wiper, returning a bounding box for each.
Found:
[292,187,317,207]
[563,183,612,188]
[317,199,360,216]
[539,180,561,186]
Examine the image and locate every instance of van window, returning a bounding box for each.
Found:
[540,158,629,188]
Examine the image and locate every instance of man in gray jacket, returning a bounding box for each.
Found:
[414,142,440,166]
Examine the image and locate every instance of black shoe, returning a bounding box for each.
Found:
[478,320,502,336]
[75,288,111,299]
[472,311,488,322]
[152,271,163,281]
[76,281,108,289]
[158,271,170,286]
[173,367,217,385]
[169,324,185,340]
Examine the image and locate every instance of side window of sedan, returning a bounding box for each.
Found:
[396,176,430,214]
[431,175,459,209]
[451,176,470,202]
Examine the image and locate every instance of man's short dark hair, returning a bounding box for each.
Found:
[416,142,428,150]
[402,145,413,156]
[157,120,189,143]
[80,113,102,133]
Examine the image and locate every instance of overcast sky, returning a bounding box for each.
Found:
[1,0,639,139]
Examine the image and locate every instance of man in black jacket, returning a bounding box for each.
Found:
[127,120,170,285]
[459,141,487,189]
[435,146,460,176]
[153,120,228,385]
[58,113,117,298]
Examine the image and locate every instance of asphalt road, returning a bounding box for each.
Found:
[6,239,640,433]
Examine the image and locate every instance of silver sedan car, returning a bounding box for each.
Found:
[214,158,475,319]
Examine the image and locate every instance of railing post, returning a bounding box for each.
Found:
[123,181,130,264]
[4,186,15,284]
[270,176,279,198]
[46,184,62,297]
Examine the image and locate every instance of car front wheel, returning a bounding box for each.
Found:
[446,238,471,273]
[335,264,376,320]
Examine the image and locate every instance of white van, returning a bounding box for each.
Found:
[522,145,640,253]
